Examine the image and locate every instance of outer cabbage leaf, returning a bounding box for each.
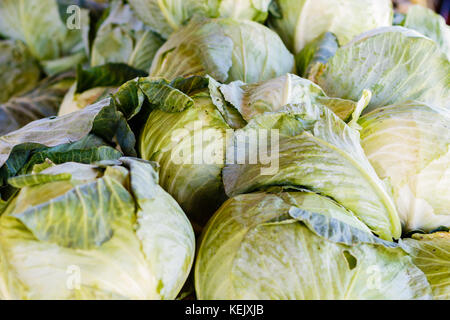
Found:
[403,5,450,60]
[359,102,450,232]
[75,64,148,94]
[58,63,147,116]
[0,158,195,300]
[269,0,393,54]
[7,164,135,250]
[0,99,112,171]
[0,73,74,135]
[217,73,360,122]
[0,40,41,103]
[0,80,146,188]
[128,0,271,38]
[223,103,401,240]
[400,232,450,300]
[122,158,195,299]
[207,76,247,129]
[195,192,430,300]
[150,18,294,83]
[18,141,122,176]
[314,27,450,113]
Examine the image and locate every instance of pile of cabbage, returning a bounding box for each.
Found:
[0,0,448,300]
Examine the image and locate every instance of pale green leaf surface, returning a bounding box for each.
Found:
[217,73,358,122]
[295,32,338,78]
[207,76,246,129]
[91,1,163,70]
[8,173,72,188]
[223,104,401,240]
[359,101,450,232]
[0,0,86,64]
[195,192,430,299]
[400,232,450,300]
[150,18,294,84]
[12,173,135,250]
[0,158,195,299]
[316,27,450,112]
[128,0,271,38]
[403,5,450,60]
[269,0,393,53]
[139,94,229,224]
[0,212,158,299]
[123,158,195,300]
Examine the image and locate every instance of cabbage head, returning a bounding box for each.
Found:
[128,0,272,38]
[312,27,450,113]
[195,190,431,299]
[138,76,237,225]
[269,0,393,54]
[0,0,88,75]
[0,157,195,300]
[0,40,41,103]
[359,102,450,232]
[150,18,295,83]
[90,0,164,71]
[223,103,401,241]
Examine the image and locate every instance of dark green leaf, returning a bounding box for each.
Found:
[112,80,145,120]
[22,146,122,175]
[138,78,194,112]
[76,63,148,93]
[0,98,127,188]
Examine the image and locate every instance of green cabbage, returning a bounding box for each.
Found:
[313,27,450,113]
[223,102,401,240]
[0,158,195,299]
[0,0,88,74]
[403,5,450,60]
[269,0,393,54]
[0,40,41,103]
[128,0,272,38]
[138,77,232,225]
[149,18,295,83]
[91,0,164,71]
[195,191,431,299]
[359,102,450,232]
